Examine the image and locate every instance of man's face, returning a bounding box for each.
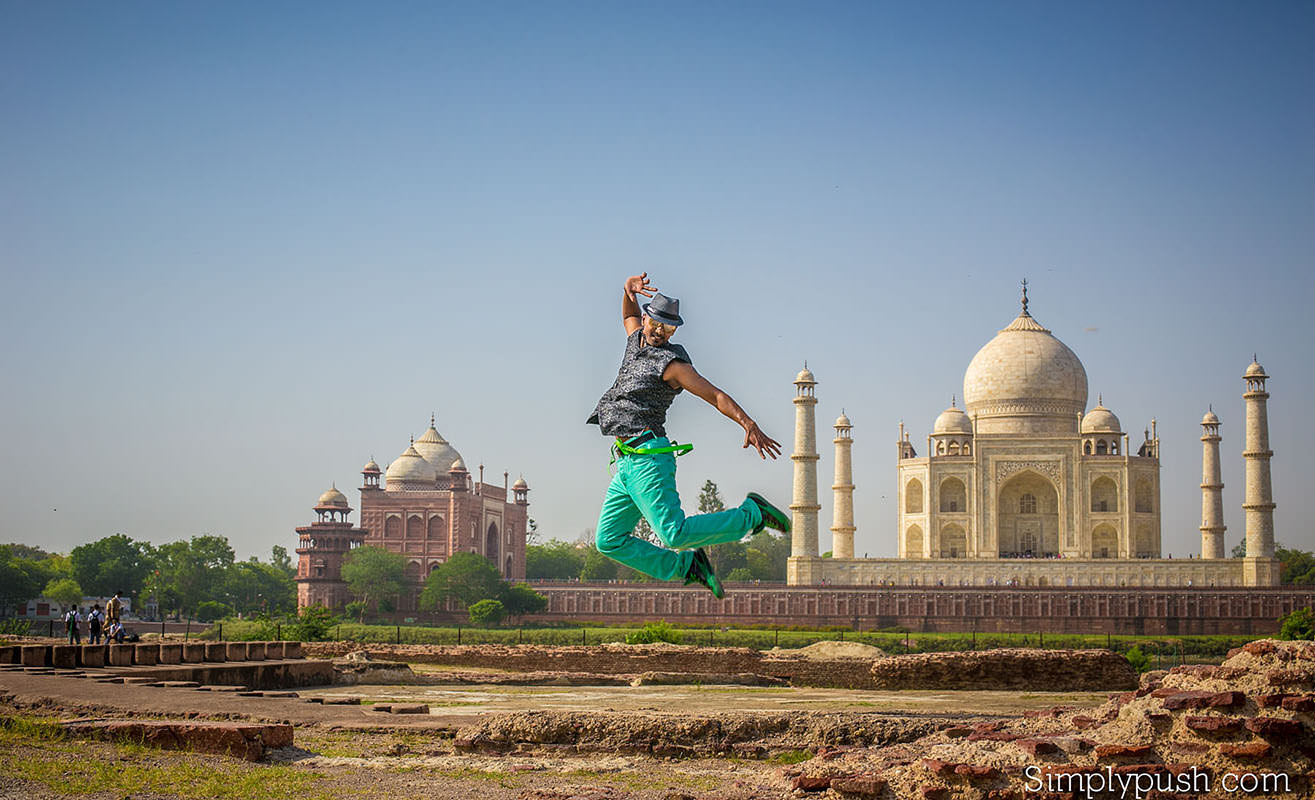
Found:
[642,314,676,346]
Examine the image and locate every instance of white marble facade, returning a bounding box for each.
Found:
[787,288,1276,588]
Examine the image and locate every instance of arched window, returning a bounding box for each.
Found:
[905,479,924,514]
[939,477,966,513]
[936,441,946,455]
[904,525,923,558]
[1019,493,1037,514]
[1084,441,1092,455]
[1095,440,1108,455]
[406,515,423,539]
[962,443,971,456]
[1091,477,1119,513]
[1111,441,1120,455]
[384,515,402,539]
[427,515,445,541]
[948,441,960,455]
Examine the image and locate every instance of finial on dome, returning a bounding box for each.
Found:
[951,394,956,408]
[1098,393,1103,406]
[410,434,414,444]
[1209,403,1213,413]
[1021,278,1029,315]
[431,412,436,427]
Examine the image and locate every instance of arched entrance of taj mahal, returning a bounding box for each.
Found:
[996,471,1059,558]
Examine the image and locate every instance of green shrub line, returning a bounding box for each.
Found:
[200,617,1259,657]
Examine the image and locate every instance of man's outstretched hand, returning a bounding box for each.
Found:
[743,421,782,460]
[625,272,656,300]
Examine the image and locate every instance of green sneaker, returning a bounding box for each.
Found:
[747,492,791,534]
[683,548,724,599]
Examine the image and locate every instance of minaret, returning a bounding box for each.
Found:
[831,412,855,558]
[1242,358,1280,586]
[790,365,820,558]
[1199,407,1225,559]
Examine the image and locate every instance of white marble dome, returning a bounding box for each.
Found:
[933,404,973,435]
[512,475,528,489]
[962,308,1088,435]
[795,367,816,384]
[1081,400,1122,434]
[385,445,436,485]
[362,459,381,474]
[413,422,463,475]
[1245,359,1267,379]
[835,413,852,428]
[1202,409,1220,425]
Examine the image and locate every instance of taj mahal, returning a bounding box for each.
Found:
[786,286,1281,589]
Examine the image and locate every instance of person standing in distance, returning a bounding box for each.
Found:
[586,273,791,597]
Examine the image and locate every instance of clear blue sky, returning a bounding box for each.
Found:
[2,1,1311,561]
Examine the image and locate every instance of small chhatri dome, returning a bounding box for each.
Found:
[1081,396,1122,434]
[362,458,381,474]
[795,365,816,384]
[385,444,436,484]
[835,412,851,428]
[1202,409,1220,425]
[316,486,349,508]
[512,475,528,489]
[932,400,972,435]
[449,458,467,472]
[1245,358,1267,379]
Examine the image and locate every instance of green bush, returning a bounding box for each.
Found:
[468,599,506,628]
[1279,607,1314,640]
[1124,645,1152,673]
[625,620,682,645]
[288,604,338,641]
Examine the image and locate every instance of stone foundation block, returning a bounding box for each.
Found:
[107,645,134,667]
[246,642,266,661]
[133,644,159,666]
[225,643,249,661]
[21,645,50,667]
[50,645,78,669]
[78,645,106,668]
[157,643,182,664]
[59,719,293,761]
[182,643,206,663]
[283,641,304,659]
[0,645,20,664]
[204,643,227,662]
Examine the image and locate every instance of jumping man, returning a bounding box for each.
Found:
[587,273,791,597]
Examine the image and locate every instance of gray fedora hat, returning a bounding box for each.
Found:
[641,293,683,326]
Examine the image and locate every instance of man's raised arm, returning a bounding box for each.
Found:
[622,273,655,335]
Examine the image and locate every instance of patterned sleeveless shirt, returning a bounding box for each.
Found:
[587,329,692,437]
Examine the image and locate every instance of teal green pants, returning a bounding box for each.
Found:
[595,436,763,581]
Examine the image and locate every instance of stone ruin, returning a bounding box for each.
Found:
[785,639,1314,798]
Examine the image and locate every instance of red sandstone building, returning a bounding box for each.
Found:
[296,416,529,613]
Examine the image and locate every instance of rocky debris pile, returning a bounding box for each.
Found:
[59,718,292,761]
[869,648,1137,692]
[793,641,887,660]
[455,710,954,759]
[629,671,786,687]
[306,642,765,676]
[788,639,1314,798]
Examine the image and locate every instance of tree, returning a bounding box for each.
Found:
[344,600,367,623]
[3,543,52,561]
[625,620,682,645]
[195,600,231,622]
[149,535,235,617]
[501,583,548,619]
[581,546,618,581]
[220,558,296,616]
[341,546,406,616]
[0,546,60,614]
[468,598,506,627]
[746,530,789,581]
[1278,546,1315,584]
[697,479,748,575]
[525,540,586,580]
[1230,539,1247,559]
[44,578,83,611]
[69,534,155,599]
[633,517,658,544]
[269,546,296,580]
[726,567,752,582]
[1279,607,1314,640]
[420,552,503,610]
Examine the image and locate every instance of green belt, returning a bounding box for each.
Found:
[610,432,694,465]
